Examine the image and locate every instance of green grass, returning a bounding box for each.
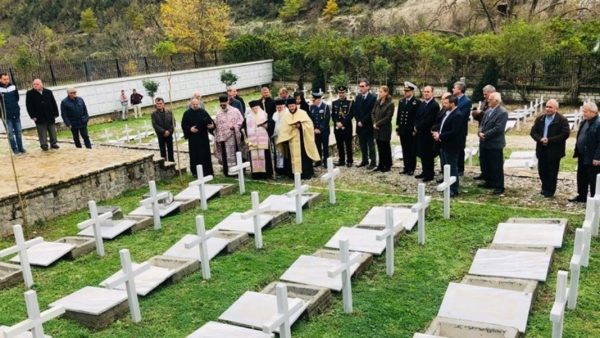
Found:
[0,175,598,337]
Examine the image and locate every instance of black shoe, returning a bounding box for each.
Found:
[405,171,414,176]
[543,193,554,198]
[336,161,345,166]
[380,167,391,173]
[478,183,493,189]
[414,173,425,178]
[41,145,49,151]
[422,177,434,182]
[356,162,369,168]
[346,162,353,168]
[450,191,459,197]
[51,144,60,149]
[492,188,505,195]
[474,175,485,180]
[568,196,586,203]
[372,167,382,172]
[367,163,376,170]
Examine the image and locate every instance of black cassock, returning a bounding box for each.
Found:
[181,107,215,178]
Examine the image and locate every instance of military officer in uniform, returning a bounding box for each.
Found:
[396,81,420,175]
[309,89,331,167]
[332,85,354,167]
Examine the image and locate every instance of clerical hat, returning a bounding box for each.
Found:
[218,94,229,103]
[249,100,261,108]
[275,98,286,106]
[285,98,296,106]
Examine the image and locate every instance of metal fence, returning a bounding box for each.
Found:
[0,51,223,89]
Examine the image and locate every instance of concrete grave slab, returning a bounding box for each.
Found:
[212,212,273,234]
[218,291,307,332]
[505,217,568,226]
[212,230,251,254]
[504,159,537,169]
[10,241,75,267]
[174,184,227,201]
[124,215,154,232]
[325,227,386,255]
[187,321,273,338]
[128,200,182,218]
[0,262,23,290]
[359,205,417,231]
[438,283,533,332]
[163,234,229,262]
[280,255,362,291]
[49,286,128,330]
[312,249,373,278]
[259,193,321,213]
[78,219,136,239]
[493,222,566,248]
[55,236,96,259]
[261,281,332,320]
[469,248,553,281]
[146,255,199,283]
[461,275,538,299]
[100,263,174,296]
[424,316,519,338]
[90,206,123,220]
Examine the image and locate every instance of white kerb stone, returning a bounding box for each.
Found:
[469,248,552,281]
[280,255,361,291]
[10,242,75,267]
[493,222,566,248]
[325,227,386,255]
[218,291,307,333]
[49,286,127,315]
[438,283,532,332]
[187,321,273,338]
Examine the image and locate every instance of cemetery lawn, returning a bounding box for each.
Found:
[0,175,597,337]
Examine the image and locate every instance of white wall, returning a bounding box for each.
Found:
[12,60,273,129]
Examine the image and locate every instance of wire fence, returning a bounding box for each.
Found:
[0,51,223,89]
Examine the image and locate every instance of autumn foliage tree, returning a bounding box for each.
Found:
[160,0,231,54]
[322,0,339,21]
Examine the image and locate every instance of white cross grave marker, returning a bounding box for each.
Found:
[320,158,340,204]
[77,200,112,257]
[105,249,151,323]
[241,191,271,249]
[189,165,214,210]
[567,228,585,310]
[262,283,304,338]
[582,198,595,267]
[411,183,431,245]
[229,151,250,194]
[0,290,65,338]
[0,225,43,289]
[592,173,600,237]
[139,180,170,230]
[327,239,363,313]
[286,173,309,224]
[375,207,401,277]
[436,164,456,219]
[550,270,568,338]
[184,215,215,280]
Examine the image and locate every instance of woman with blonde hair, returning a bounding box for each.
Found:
[371,86,395,172]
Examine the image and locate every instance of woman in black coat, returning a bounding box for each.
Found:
[371,86,395,172]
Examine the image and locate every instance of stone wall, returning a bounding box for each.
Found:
[14,60,273,130]
[0,154,161,236]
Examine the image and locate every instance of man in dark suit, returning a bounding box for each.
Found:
[432,95,462,196]
[396,81,420,175]
[332,85,354,167]
[477,92,508,195]
[452,81,472,176]
[414,85,439,182]
[530,99,570,198]
[353,79,377,169]
[472,84,496,180]
[570,102,600,202]
[25,78,60,151]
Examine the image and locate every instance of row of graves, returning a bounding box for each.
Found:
[0,154,457,337]
[413,177,600,338]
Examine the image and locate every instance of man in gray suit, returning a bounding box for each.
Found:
[477,92,508,195]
